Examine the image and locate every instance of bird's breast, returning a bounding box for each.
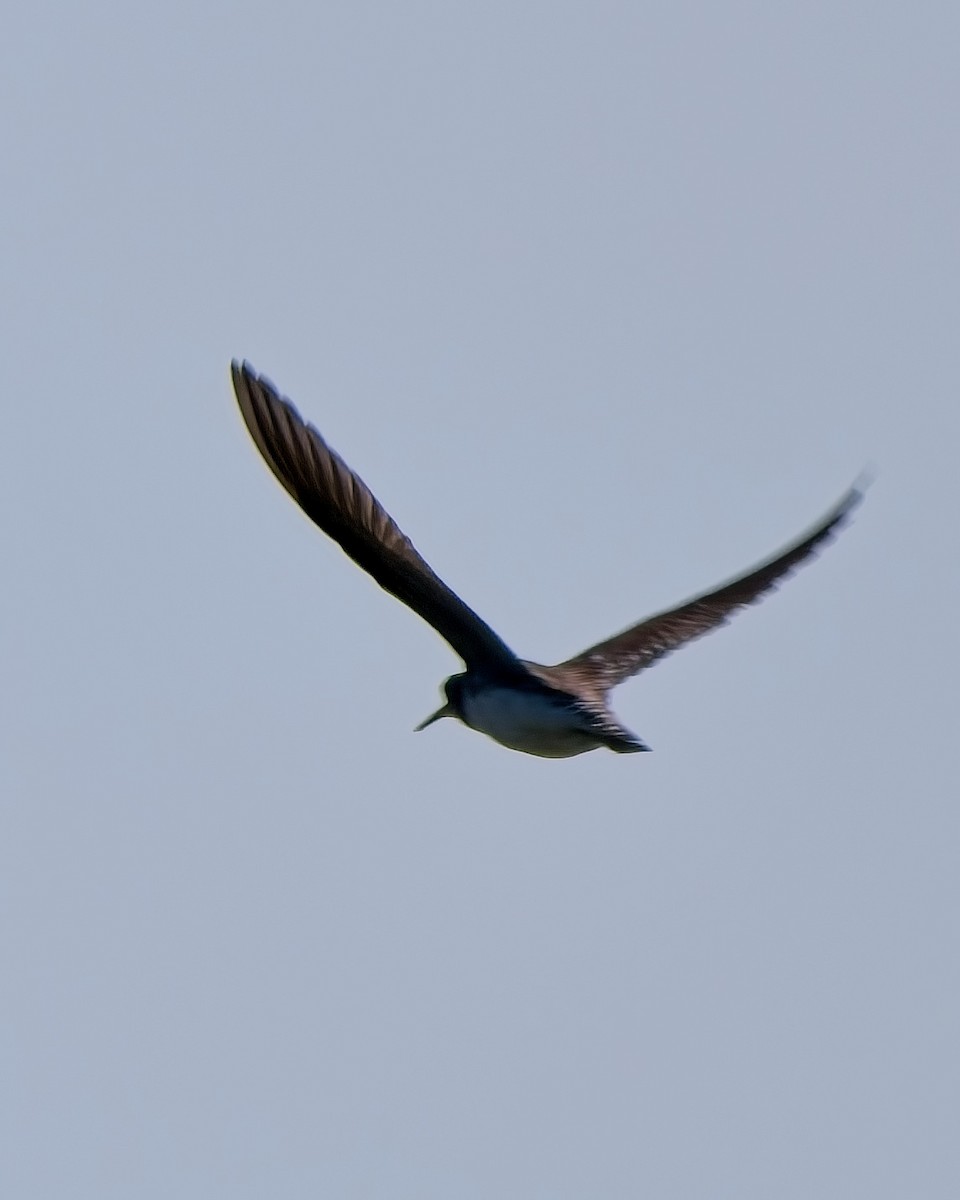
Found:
[460,686,601,758]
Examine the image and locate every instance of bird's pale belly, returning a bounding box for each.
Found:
[460,688,602,758]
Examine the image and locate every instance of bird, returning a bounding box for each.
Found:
[232,361,866,758]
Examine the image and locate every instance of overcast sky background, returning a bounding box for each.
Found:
[1,3,958,1197]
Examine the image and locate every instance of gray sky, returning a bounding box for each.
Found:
[2,3,957,1197]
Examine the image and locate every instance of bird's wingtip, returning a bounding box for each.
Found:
[830,468,875,524]
[851,464,877,499]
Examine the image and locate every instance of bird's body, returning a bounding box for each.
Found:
[460,681,604,758]
[442,671,648,758]
[231,361,865,758]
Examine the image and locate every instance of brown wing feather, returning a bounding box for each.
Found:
[554,481,867,697]
[232,361,523,674]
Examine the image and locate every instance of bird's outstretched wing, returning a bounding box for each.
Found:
[232,361,524,675]
[552,481,866,698]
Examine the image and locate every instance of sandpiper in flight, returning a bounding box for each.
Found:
[233,361,865,758]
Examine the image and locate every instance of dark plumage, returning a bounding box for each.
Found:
[233,360,866,757]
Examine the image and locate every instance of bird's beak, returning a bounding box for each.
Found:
[414,702,454,731]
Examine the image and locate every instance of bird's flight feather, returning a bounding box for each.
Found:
[232,361,525,675]
[552,483,865,697]
[233,361,865,704]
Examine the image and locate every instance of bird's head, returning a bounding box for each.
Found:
[414,673,466,731]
